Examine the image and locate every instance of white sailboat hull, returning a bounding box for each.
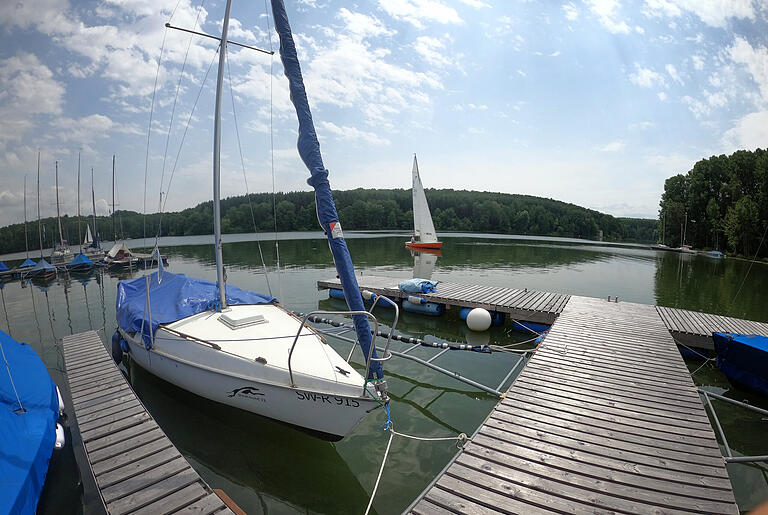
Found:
[118,310,380,439]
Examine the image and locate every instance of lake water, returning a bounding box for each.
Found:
[1,232,767,513]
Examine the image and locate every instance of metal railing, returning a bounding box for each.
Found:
[699,388,768,463]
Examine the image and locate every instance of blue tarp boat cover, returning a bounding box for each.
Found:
[29,259,55,273]
[271,0,381,379]
[399,279,439,294]
[0,330,58,515]
[712,332,768,396]
[67,253,94,268]
[19,259,37,268]
[0,262,8,272]
[116,271,276,349]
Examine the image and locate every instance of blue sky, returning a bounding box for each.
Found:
[0,0,767,228]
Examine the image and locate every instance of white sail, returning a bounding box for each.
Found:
[83,225,93,245]
[411,154,438,244]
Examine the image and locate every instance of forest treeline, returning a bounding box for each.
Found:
[659,148,768,257]
[0,189,656,255]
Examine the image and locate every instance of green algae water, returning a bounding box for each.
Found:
[1,232,766,513]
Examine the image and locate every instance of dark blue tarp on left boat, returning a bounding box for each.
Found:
[19,259,37,268]
[713,332,768,396]
[0,262,9,272]
[0,329,58,515]
[116,271,276,349]
[26,259,55,276]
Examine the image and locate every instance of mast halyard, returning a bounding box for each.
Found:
[91,167,98,247]
[77,152,82,253]
[37,152,43,259]
[111,155,116,242]
[55,161,64,247]
[23,175,28,259]
[212,0,233,310]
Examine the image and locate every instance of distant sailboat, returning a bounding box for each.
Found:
[14,174,38,276]
[50,161,72,266]
[25,153,57,281]
[406,154,442,250]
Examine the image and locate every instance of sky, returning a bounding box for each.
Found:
[0,0,767,229]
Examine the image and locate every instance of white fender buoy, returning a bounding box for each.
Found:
[55,423,65,450]
[466,308,492,332]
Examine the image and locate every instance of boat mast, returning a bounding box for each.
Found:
[91,167,98,247]
[77,152,82,253]
[111,154,116,242]
[212,0,233,309]
[23,174,29,259]
[37,152,43,259]
[55,161,64,247]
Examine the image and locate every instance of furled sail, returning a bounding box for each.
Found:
[270,0,382,378]
[83,225,93,246]
[412,155,437,244]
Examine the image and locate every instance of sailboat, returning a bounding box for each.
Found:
[67,153,96,273]
[24,153,57,281]
[114,0,388,440]
[50,161,73,266]
[406,154,442,250]
[8,175,38,279]
[82,167,104,259]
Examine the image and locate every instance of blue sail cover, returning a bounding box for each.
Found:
[0,330,58,515]
[28,259,55,274]
[67,253,94,269]
[270,0,382,379]
[0,262,9,272]
[116,271,276,349]
[19,259,37,268]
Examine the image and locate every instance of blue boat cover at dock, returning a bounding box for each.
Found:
[67,253,94,268]
[28,259,55,273]
[19,259,37,268]
[0,262,8,272]
[712,332,768,396]
[0,330,58,515]
[116,272,276,349]
[399,279,438,294]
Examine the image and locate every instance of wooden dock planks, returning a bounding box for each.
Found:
[61,331,233,515]
[317,275,569,324]
[658,306,768,350]
[411,296,738,514]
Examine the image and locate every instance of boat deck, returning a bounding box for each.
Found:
[61,331,235,515]
[317,275,569,324]
[410,296,738,514]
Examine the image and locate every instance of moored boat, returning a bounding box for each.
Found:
[712,332,768,396]
[406,154,442,250]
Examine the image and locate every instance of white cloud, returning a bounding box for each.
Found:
[319,121,390,146]
[728,37,768,103]
[682,95,710,118]
[377,0,462,29]
[414,36,453,68]
[722,110,768,150]
[598,140,626,152]
[635,26,645,34]
[586,0,630,34]
[563,3,579,21]
[629,64,666,88]
[642,0,755,28]
[665,64,684,85]
[550,50,561,57]
[657,91,668,101]
[692,55,705,70]
[645,152,695,175]
[338,8,394,38]
[458,0,490,8]
[629,121,656,130]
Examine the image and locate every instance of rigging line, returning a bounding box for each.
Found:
[0,337,25,413]
[731,222,768,308]
[156,47,220,233]
[143,27,170,248]
[157,0,207,243]
[225,55,272,296]
[167,0,185,25]
[263,0,282,299]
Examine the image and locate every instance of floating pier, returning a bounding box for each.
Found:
[409,296,738,514]
[657,305,768,350]
[61,331,235,515]
[318,276,569,324]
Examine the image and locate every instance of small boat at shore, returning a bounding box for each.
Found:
[406,154,442,250]
[0,329,65,514]
[712,332,768,396]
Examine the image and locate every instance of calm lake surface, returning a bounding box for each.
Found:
[1,232,767,513]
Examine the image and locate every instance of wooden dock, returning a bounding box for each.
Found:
[410,296,738,514]
[658,305,768,350]
[61,331,235,515]
[317,275,569,324]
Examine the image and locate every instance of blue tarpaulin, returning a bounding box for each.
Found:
[399,279,439,294]
[27,259,55,275]
[0,330,58,515]
[19,259,37,268]
[271,0,382,379]
[67,253,94,269]
[0,262,8,272]
[116,271,276,349]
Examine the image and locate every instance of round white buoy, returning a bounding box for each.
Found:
[466,308,492,332]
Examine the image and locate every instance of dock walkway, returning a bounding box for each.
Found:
[410,296,738,514]
[317,275,569,324]
[61,331,234,515]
